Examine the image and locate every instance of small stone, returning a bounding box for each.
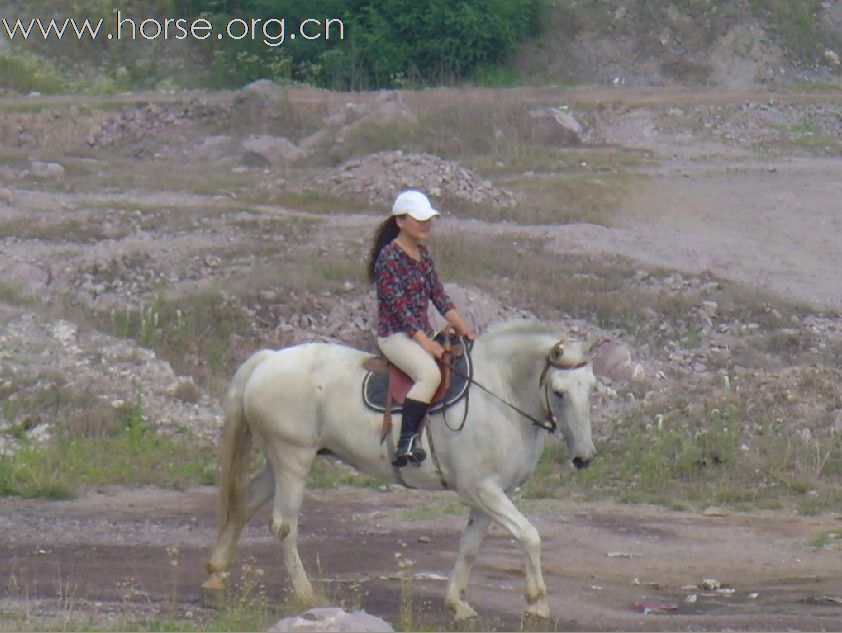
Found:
[30,161,65,178]
[701,578,721,591]
[417,535,430,543]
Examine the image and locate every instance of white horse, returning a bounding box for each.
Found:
[201,320,598,620]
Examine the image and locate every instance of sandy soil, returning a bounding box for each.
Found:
[547,155,842,311]
[1,486,840,631]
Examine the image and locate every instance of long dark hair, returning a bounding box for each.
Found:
[368,216,400,282]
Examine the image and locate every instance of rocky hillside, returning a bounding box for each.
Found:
[510,0,842,88]
[1,1,841,93]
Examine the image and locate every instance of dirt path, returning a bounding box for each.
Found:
[1,486,840,630]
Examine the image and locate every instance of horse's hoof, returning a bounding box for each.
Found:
[201,585,226,609]
[524,600,550,620]
[201,573,228,608]
[447,600,478,622]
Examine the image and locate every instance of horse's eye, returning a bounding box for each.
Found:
[553,389,565,399]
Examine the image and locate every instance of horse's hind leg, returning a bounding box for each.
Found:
[203,463,275,600]
[445,508,491,621]
[267,446,317,605]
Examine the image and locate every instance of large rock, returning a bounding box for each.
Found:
[527,107,583,145]
[328,91,416,130]
[428,283,530,334]
[241,135,303,165]
[30,161,65,178]
[268,607,393,632]
[235,79,283,111]
[197,134,233,156]
[592,340,644,383]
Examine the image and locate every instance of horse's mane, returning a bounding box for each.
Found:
[478,319,588,367]
[480,319,562,343]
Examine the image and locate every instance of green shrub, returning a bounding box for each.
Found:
[175,0,543,89]
[0,51,68,93]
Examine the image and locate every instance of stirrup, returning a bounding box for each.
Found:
[393,435,426,468]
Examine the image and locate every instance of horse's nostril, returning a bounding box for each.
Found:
[573,457,589,470]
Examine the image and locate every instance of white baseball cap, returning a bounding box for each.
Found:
[392,190,439,221]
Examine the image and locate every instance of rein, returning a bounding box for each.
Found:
[439,340,588,433]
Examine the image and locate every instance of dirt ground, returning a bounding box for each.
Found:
[1,485,840,631]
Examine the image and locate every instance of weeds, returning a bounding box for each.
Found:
[0,396,216,498]
[209,559,275,632]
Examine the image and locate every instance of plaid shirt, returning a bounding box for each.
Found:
[374,241,455,338]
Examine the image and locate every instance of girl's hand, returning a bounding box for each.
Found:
[424,339,445,359]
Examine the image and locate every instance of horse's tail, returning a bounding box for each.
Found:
[217,349,271,534]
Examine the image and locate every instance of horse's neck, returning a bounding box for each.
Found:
[475,335,551,418]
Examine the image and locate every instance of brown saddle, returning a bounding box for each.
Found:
[362,337,464,443]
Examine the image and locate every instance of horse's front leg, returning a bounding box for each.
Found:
[472,483,549,619]
[445,508,491,621]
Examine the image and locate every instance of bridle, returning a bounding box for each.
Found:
[537,341,589,432]
[442,340,588,433]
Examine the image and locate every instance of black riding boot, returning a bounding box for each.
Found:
[392,398,429,468]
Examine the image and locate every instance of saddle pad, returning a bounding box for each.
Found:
[362,341,472,414]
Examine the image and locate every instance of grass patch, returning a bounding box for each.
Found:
[308,458,378,489]
[0,280,36,306]
[97,291,249,393]
[473,310,841,514]
[0,398,216,498]
[401,499,465,521]
[808,529,842,548]
[314,93,584,166]
[785,80,842,93]
[749,0,831,59]
[245,188,370,214]
[0,216,115,243]
[498,171,637,225]
[761,117,842,156]
[432,233,693,336]
[568,386,842,512]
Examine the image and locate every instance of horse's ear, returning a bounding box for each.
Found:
[549,342,564,362]
[583,337,609,355]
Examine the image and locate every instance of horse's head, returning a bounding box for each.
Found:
[542,340,598,470]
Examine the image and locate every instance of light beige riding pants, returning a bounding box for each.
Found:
[377,332,441,404]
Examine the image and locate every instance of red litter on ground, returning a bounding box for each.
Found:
[634,599,679,613]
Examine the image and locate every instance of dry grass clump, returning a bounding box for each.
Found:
[0,216,116,243]
[496,171,638,225]
[433,232,681,331]
[172,380,201,404]
[322,93,548,165]
[64,402,119,439]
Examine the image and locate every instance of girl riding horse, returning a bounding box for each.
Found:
[368,190,475,467]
